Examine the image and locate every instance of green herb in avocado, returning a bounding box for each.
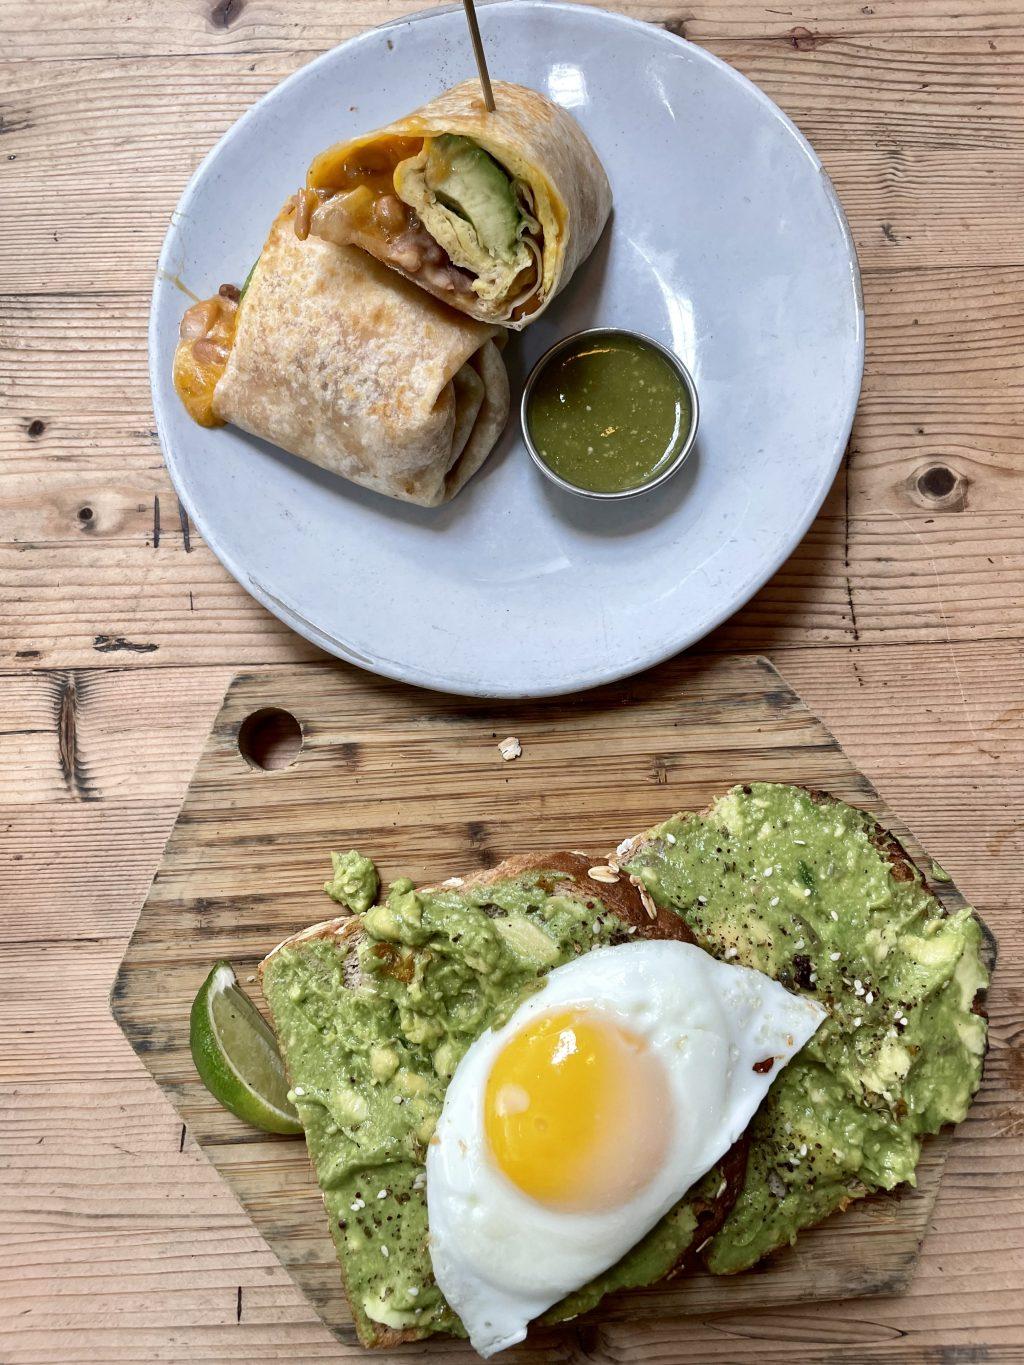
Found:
[625,783,989,1274]
[796,858,815,890]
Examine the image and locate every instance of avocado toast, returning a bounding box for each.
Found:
[259,785,990,1349]
[260,852,748,1348]
[621,784,990,1274]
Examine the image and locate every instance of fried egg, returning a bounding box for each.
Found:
[426,939,826,1356]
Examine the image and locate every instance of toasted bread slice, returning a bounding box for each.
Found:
[260,852,748,1348]
[619,783,992,1275]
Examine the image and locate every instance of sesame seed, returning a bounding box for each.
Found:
[803,888,812,897]
[381,1245,389,1259]
[408,1286,419,1298]
[665,832,677,844]
[377,1189,388,1200]
[793,839,807,846]
[770,896,780,907]
[764,867,774,877]
[830,910,839,921]
[799,1143,808,1156]
[865,991,874,1005]
[794,939,805,950]
[724,946,739,960]
[697,895,707,905]
[829,951,841,961]
[853,1016,862,1028]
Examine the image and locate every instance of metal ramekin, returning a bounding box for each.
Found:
[520,327,700,501]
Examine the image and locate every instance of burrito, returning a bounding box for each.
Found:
[297,81,612,329]
[172,200,509,506]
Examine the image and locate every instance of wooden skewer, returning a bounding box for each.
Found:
[462,0,496,112]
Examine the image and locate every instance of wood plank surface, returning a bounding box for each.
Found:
[4,263,1024,664]
[106,655,987,1350]
[3,0,1024,1360]
[2,642,1022,1361]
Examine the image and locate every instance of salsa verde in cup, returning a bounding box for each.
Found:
[522,329,698,499]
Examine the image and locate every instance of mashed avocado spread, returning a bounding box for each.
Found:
[625,783,989,1272]
[262,867,732,1340]
[261,785,989,1341]
[324,849,378,914]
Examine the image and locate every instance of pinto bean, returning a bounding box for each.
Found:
[193,337,229,367]
[178,298,219,342]
[388,232,425,272]
[373,194,407,233]
[422,263,455,292]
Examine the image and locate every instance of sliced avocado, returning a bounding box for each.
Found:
[424,134,520,262]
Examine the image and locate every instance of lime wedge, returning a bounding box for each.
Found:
[189,961,302,1135]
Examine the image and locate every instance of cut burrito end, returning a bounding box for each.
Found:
[300,81,611,330]
[394,135,539,305]
[171,200,510,506]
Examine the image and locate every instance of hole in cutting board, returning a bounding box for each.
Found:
[237,707,302,771]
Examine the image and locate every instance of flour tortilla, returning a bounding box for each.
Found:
[202,203,509,507]
[305,81,612,329]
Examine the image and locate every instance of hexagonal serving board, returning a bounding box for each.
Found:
[111,655,995,1353]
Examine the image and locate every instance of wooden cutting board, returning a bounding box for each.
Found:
[110,655,995,1354]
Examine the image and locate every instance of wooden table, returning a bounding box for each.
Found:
[2,2,1022,1360]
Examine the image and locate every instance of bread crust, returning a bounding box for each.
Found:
[259,850,746,1348]
[621,784,992,1272]
[261,792,992,1347]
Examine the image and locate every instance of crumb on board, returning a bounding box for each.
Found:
[498,736,522,762]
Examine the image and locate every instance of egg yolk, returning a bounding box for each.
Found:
[484,1008,672,1212]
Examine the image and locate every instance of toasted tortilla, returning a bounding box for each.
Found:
[303,81,612,329]
[173,201,509,507]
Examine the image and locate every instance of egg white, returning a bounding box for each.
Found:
[426,939,826,1357]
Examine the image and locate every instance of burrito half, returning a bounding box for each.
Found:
[173,201,509,506]
[297,81,612,330]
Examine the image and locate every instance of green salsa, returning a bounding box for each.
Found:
[526,330,694,494]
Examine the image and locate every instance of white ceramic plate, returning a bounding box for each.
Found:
[151,1,863,698]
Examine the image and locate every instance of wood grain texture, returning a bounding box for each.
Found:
[2,640,1022,1362]
[104,655,992,1353]
[4,35,1024,298]
[4,264,1023,665]
[5,0,1024,1358]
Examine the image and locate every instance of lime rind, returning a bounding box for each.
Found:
[190,960,303,1136]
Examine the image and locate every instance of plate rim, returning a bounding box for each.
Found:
[149,0,865,699]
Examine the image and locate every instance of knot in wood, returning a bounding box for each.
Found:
[908,462,968,512]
